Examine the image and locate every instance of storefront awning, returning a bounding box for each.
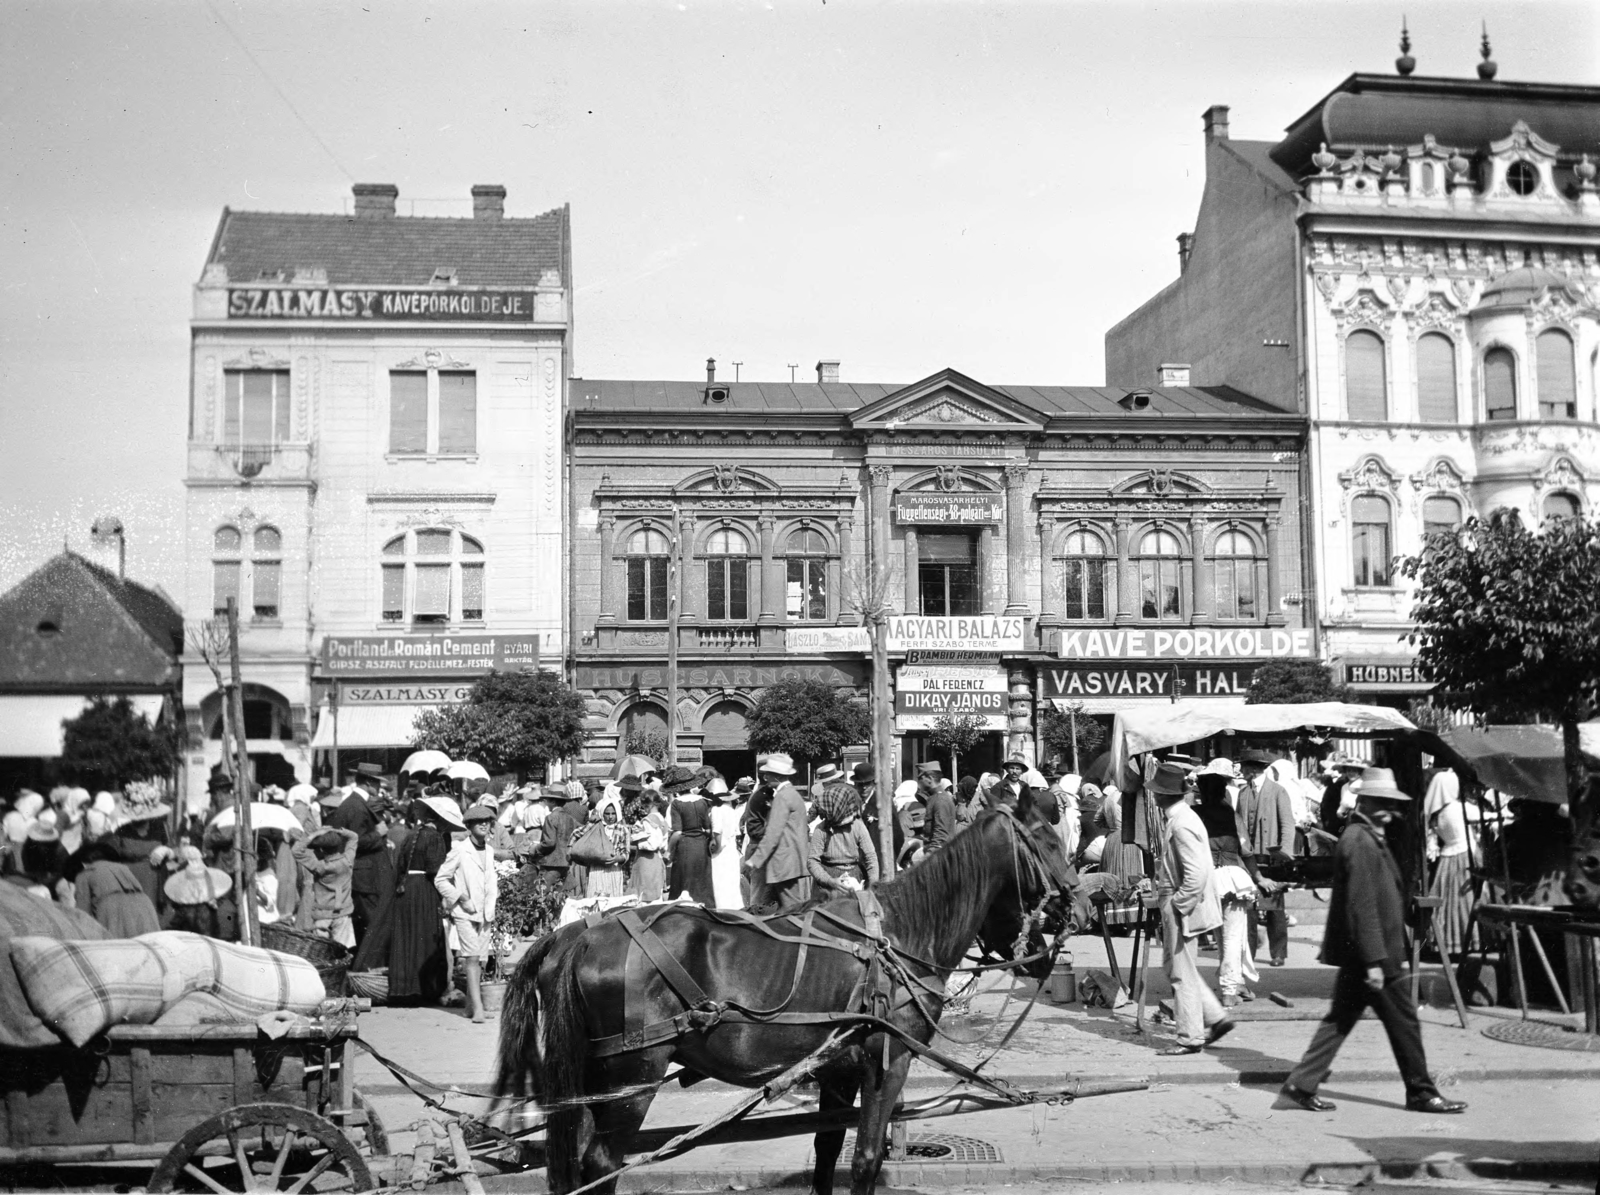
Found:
[309,705,428,749]
[0,695,165,758]
[1047,695,1245,717]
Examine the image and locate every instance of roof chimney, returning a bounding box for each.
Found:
[816,360,840,385]
[472,184,506,221]
[352,183,398,219]
[1202,105,1230,144]
[89,516,126,579]
[706,357,716,384]
[1176,232,1195,273]
[1157,363,1192,387]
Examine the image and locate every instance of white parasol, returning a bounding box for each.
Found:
[207,802,305,835]
[446,760,490,783]
[402,749,453,775]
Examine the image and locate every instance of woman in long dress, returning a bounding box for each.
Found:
[706,780,744,909]
[1425,770,1475,957]
[583,794,631,898]
[1095,785,1147,888]
[628,794,668,902]
[387,795,456,1006]
[69,841,160,937]
[668,784,715,905]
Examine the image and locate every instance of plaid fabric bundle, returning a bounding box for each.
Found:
[183,935,324,1017]
[10,936,189,1047]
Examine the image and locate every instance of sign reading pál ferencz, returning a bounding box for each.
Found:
[894,666,1009,730]
[1056,627,1313,660]
[887,615,1025,653]
[229,288,536,322]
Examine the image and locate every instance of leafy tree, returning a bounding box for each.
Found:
[928,712,989,778]
[59,696,177,790]
[412,669,589,779]
[1245,659,1351,705]
[621,727,670,764]
[1038,703,1107,774]
[747,677,871,770]
[1397,508,1600,904]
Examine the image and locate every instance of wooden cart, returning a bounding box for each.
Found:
[0,1019,386,1192]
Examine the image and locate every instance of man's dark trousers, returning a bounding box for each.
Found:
[1249,900,1289,962]
[1285,964,1440,1100]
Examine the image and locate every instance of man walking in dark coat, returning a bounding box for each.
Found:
[920,762,957,852]
[746,753,810,913]
[327,763,391,948]
[1279,767,1466,1115]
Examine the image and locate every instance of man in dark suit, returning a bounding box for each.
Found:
[531,792,582,894]
[1238,747,1295,967]
[1279,767,1466,1115]
[746,753,810,912]
[326,763,390,947]
[920,762,957,852]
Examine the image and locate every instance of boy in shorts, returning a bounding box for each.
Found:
[436,805,499,1022]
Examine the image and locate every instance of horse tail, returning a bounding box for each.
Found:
[492,928,562,1108]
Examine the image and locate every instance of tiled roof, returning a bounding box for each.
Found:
[1222,140,1300,194]
[0,554,182,691]
[206,206,569,287]
[570,378,1288,419]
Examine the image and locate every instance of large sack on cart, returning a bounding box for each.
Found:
[0,881,107,1049]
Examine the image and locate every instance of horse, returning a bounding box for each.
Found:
[493,799,1075,1195]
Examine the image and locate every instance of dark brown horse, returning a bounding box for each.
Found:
[494,801,1074,1195]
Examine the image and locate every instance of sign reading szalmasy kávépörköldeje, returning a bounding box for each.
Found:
[228,288,536,321]
[321,634,540,675]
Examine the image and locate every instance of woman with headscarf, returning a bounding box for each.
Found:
[808,783,879,895]
[1076,781,1104,862]
[666,770,714,905]
[627,787,669,902]
[584,792,632,898]
[386,792,457,1006]
[1424,769,1474,957]
[706,779,744,909]
[1095,785,1147,888]
[954,775,981,827]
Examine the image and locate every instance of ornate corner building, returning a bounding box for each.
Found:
[180,184,569,808]
[1106,64,1600,706]
[568,365,1306,782]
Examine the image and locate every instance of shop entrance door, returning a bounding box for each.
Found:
[701,700,754,784]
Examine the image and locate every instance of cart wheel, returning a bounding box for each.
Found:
[148,1102,374,1193]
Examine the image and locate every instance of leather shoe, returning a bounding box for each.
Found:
[1158,1043,1202,1055]
[1277,1084,1336,1112]
[1269,957,1287,967]
[1406,1094,1467,1114]
[1204,1018,1236,1046]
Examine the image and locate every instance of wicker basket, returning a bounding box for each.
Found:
[347,969,390,1004]
[261,922,350,967]
[317,961,350,998]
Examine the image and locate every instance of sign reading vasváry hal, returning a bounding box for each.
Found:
[892,493,1003,524]
[1044,664,1259,700]
[228,288,536,322]
[1056,627,1312,660]
[321,635,540,676]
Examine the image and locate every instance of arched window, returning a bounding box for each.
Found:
[212,526,241,616]
[1542,492,1581,522]
[704,528,751,621]
[1345,330,1387,420]
[1136,529,1184,621]
[1416,333,1458,423]
[785,528,828,621]
[1422,496,1463,540]
[379,528,487,625]
[1351,496,1393,587]
[626,528,671,621]
[1059,528,1110,621]
[1484,348,1518,421]
[1211,530,1258,621]
[1536,329,1577,420]
[251,527,282,619]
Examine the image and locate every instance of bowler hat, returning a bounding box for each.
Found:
[851,762,874,786]
[1357,767,1410,802]
[1239,748,1274,767]
[207,770,234,793]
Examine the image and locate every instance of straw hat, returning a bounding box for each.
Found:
[758,753,796,777]
[1199,757,1238,779]
[813,764,844,786]
[26,810,61,843]
[116,780,171,828]
[163,845,233,905]
[419,795,466,829]
[1357,767,1411,802]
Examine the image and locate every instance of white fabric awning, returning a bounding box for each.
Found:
[1047,695,1245,717]
[0,695,165,758]
[310,705,428,749]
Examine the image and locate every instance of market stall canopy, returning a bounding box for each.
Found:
[1114,701,1417,757]
[0,694,164,757]
[1435,724,1600,805]
[308,704,425,749]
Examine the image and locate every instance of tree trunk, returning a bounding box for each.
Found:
[1563,714,1599,909]
[872,615,895,879]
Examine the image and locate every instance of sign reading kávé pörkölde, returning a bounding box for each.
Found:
[229,287,536,321]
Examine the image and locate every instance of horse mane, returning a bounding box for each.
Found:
[876,810,1012,963]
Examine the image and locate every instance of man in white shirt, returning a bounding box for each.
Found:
[436,805,500,1023]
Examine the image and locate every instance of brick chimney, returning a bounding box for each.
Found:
[352,183,398,218]
[706,357,717,384]
[816,360,840,384]
[472,184,506,221]
[1202,105,1230,144]
[1176,232,1195,273]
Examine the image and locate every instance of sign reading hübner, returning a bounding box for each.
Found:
[1345,662,1427,687]
[887,615,1025,654]
[1057,627,1313,660]
[892,493,1003,524]
[228,288,537,322]
[1043,664,1259,700]
[895,665,1008,730]
[321,634,540,676]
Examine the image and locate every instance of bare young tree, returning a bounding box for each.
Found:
[842,561,900,877]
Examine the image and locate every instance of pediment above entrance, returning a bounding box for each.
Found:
[849,369,1046,434]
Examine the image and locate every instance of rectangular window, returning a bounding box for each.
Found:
[1537,333,1577,420]
[1061,560,1107,621]
[1214,561,1255,620]
[381,565,405,622]
[918,533,979,616]
[390,371,428,453]
[224,371,291,446]
[213,562,240,615]
[438,371,477,453]
[787,558,828,620]
[628,558,668,620]
[1352,497,1393,587]
[413,564,450,623]
[706,559,749,621]
[461,563,484,620]
[1139,561,1182,620]
[252,561,281,620]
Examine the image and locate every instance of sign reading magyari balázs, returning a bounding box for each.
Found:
[887,615,1025,653]
[320,635,539,675]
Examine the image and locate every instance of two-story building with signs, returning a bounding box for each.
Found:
[180,183,569,806]
[1106,51,1600,707]
[567,363,1306,782]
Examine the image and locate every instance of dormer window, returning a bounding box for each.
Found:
[1505,160,1538,196]
[431,267,458,285]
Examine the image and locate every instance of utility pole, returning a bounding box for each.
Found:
[731,361,742,382]
[872,611,895,879]
[666,515,680,766]
[224,598,257,947]
[787,364,799,383]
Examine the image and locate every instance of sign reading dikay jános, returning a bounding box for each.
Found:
[895,665,1008,730]
[228,287,536,322]
[887,615,1025,654]
[1056,627,1312,660]
[321,634,539,675]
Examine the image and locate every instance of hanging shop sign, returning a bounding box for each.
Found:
[320,634,539,676]
[894,665,1009,731]
[336,682,475,705]
[1043,664,1260,701]
[892,493,1003,524]
[1344,661,1428,688]
[228,287,537,322]
[887,615,1025,654]
[786,626,872,653]
[1056,627,1313,661]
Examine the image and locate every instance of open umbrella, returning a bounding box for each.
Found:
[447,760,490,783]
[402,749,453,776]
[610,754,659,780]
[285,783,319,806]
[207,802,305,835]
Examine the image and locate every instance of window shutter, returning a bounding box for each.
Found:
[650,558,668,619]
[706,561,726,619]
[253,561,281,617]
[273,371,291,442]
[461,564,484,619]
[1536,330,1576,419]
[213,562,240,614]
[728,558,748,620]
[390,372,428,452]
[1484,350,1517,420]
[1345,331,1387,420]
[382,564,405,620]
[241,371,275,444]
[414,564,450,617]
[1415,335,1457,423]
[438,371,477,453]
[224,373,242,445]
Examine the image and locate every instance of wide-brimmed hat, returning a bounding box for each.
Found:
[164,846,233,905]
[317,789,345,808]
[352,762,386,788]
[1001,755,1029,771]
[1199,757,1238,779]
[1238,748,1274,767]
[1328,754,1365,772]
[813,764,844,786]
[26,810,61,843]
[463,805,497,825]
[419,795,466,829]
[850,762,874,786]
[704,777,729,799]
[117,780,171,827]
[917,760,944,776]
[1148,762,1189,797]
[733,777,756,794]
[1357,767,1410,802]
[658,765,699,794]
[758,753,796,777]
[207,770,234,793]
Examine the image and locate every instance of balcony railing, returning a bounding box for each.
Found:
[216,443,280,478]
[697,627,759,650]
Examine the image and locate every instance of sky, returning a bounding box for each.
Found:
[1,0,1594,600]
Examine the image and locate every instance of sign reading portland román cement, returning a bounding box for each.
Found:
[228,288,536,322]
